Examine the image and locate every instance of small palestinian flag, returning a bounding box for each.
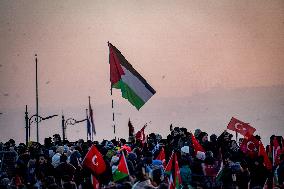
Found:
[156,147,166,167]
[165,152,174,175]
[113,152,129,182]
[174,154,182,189]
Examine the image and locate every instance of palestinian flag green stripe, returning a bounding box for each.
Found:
[113,170,128,182]
[120,66,154,103]
[110,43,156,95]
[113,80,145,110]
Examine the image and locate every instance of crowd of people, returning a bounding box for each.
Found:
[0,127,283,189]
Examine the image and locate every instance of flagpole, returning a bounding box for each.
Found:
[89,96,93,141]
[35,54,39,143]
[111,87,116,137]
[108,41,116,139]
[272,145,275,166]
[86,108,88,141]
[62,112,65,142]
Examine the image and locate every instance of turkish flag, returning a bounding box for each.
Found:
[227,117,256,136]
[259,141,272,170]
[91,175,100,189]
[82,145,106,175]
[240,135,259,158]
[191,134,205,154]
[272,137,281,166]
[136,124,147,143]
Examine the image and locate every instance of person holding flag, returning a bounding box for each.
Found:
[82,145,107,188]
[113,151,130,182]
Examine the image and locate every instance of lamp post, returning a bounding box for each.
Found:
[25,105,29,145]
[61,114,87,141]
[25,105,58,143]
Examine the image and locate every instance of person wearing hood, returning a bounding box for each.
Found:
[198,132,210,151]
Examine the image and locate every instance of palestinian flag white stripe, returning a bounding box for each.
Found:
[121,66,154,103]
[112,43,156,94]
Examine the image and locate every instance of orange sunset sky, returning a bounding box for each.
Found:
[0,0,284,145]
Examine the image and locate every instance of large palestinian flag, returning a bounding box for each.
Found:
[108,42,156,110]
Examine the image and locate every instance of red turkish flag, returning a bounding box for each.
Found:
[136,124,147,143]
[259,141,272,170]
[240,135,259,158]
[191,134,205,154]
[82,145,106,175]
[272,137,281,166]
[91,175,100,189]
[227,117,256,136]
[156,147,166,167]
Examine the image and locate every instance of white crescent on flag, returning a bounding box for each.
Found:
[235,123,247,132]
[228,117,255,137]
[247,141,257,152]
[92,155,98,166]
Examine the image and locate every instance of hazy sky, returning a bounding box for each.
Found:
[0,0,284,144]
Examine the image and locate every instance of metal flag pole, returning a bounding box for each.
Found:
[85,108,88,141]
[88,96,93,141]
[111,86,116,138]
[35,54,39,143]
[108,42,116,139]
[62,112,65,142]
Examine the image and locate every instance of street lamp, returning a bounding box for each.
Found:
[61,113,87,142]
[25,105,58,144]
